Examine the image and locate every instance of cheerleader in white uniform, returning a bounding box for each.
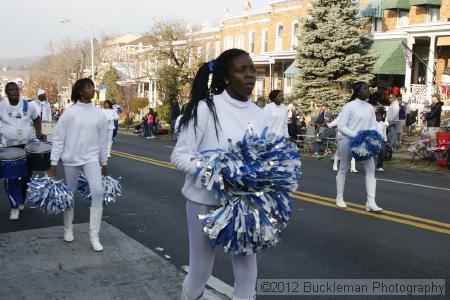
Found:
[49,78,109,251]
[171,49,264,300]
[102,100,118,157]
[336,82,383,212]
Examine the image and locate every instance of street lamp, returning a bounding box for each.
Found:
[59,18,95,86]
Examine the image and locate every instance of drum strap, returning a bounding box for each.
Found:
[16,101,28,144]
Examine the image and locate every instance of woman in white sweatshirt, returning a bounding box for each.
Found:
[336,82,383,212]
[171,49,264,300]
[102,100,118,157]
[263,89,289,137]
[49,78,109,252]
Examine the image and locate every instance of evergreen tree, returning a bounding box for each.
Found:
[102,67,121,100]
[293,0,377,111]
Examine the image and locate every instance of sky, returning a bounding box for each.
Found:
[0,0,267,60]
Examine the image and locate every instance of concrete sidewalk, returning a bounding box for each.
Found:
[0,222,227,300]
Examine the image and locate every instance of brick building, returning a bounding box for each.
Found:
[192,0,307,100]
[191,0,449,104]
[360,0,450,104]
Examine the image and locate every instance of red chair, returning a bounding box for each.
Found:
[432,132,450,166]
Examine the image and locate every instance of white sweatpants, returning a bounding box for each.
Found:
[64,161,103,208]
[107,129,114,157]
[337,138,375,180]
[334,144,357,171]
[184,201,257,300]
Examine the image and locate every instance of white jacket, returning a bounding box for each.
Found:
[171,90,265,206]
[337,99,377,139]
[263,102,289,137]
[51,102,109,167]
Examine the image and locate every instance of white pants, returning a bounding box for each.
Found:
[337,138,375,180]
[64,161,103,208]
[334,143,357,171]
[184,201,257,300]
[107,129,114,157]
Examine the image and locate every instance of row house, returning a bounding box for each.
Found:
[193,0,308,100]
[360,0,450,104]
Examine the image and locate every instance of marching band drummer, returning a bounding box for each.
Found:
[0,82,43,220]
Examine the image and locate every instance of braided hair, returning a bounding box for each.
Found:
[349,81,368,102]
[179,48,249,138]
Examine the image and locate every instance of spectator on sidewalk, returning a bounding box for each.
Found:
[146,108,156,139]
[386,94,400,150]
[423,94,443,143]
[170,98,180,136]
[398,97,408,144]
[376,112,387,171]
[174,104,187,139]
[316,103,332,132]
[310,101,321,125]
[442,69,450,101]
[312,126,336,157]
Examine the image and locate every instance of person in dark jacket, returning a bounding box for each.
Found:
[170,98,180,136]
[424,94,443,143]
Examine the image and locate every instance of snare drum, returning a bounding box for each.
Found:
[0,147,27,179]
[25,142,52,171]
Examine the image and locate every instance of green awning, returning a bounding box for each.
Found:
[359,0,384,18]
[382,0,411,9]
[410,0,441,5]
[284,62,297,78]
[371,39,406,75]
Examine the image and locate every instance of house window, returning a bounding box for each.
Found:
[215,41,221,57]
[373,18,383,32]
[291,22,299,48]
[276,23,284,51]
[256,76,265,98]
[249,31,255,54]
[205,42,211,61]
[284,77,293,96]
[428,6,440,22]
[262,29,269,53]
[225,36,233,50]
[397,9,409,27]
[236,35,244,49]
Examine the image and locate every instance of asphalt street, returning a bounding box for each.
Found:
[1,132,449,299]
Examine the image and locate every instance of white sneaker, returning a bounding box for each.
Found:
[146,137,151,139]
[10,209,19,221]
[377,168,384,172]
[350,169,359,173]
[18,204,25,211]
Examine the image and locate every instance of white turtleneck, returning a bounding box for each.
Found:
[263,102,289,137]
[171,90,265,206]
[337,98,377,139]
[50,101,109,167]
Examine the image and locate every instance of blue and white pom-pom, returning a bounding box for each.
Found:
[195,126,302,255]
[349,130,383,161]
[78,173,122,206]
[28,176,74,214]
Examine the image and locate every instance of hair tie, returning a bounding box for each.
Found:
[207,60,215,73]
